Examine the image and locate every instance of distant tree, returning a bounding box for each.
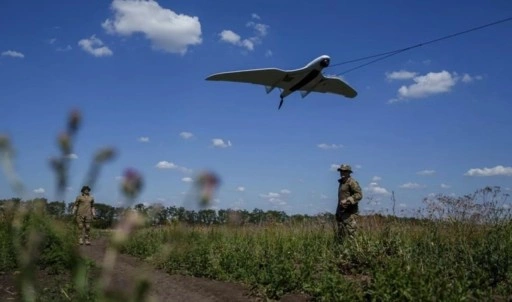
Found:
[146,203,168,226]
[133,203,146,214]
[249,208,265,225]
[46,201,66,218]
[93,203,116,229]
[197,209,217,225]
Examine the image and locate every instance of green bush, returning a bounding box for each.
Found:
[120,219,512,301]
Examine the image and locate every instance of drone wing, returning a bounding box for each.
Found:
[308,75,358,98]
[205,68,302,89]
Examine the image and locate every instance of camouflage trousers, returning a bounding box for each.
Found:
[335,209,358,243]
[76,215,92,241]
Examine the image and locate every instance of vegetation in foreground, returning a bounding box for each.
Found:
[1,187,511,301]
[119,187,512,301]
[0,200,99,301]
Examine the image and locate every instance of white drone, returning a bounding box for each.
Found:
[205,55,358,109]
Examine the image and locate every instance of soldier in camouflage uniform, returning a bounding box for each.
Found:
[73,185,96,245]
[336,164,363,242]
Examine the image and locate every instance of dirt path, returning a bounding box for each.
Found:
[79,238,263,302]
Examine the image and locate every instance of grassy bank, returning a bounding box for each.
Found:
[0,200,98,301]
[120,217,512,301]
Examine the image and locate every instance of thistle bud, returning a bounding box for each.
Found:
[121,168,143,199]
[195,171,220,207]
[67,109,81,134]
[58,132,71,155]
[94,147,116,163]
[0,134,10,151]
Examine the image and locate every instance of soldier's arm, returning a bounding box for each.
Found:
[347,180,363,204]
[72,196,79,215]
[91,196,96,217]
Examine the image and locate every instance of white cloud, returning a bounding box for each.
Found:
[441,183,451,189]
[372,176,382,182]
[280,189,291,194]
[181,177,192,182]
[179,131,193,139]
[138,136,149,142]
[259,192,286,206]
[219,14,269,52]
[317,143,343,150]
[417,169,435,175]
[251,13,260,20]
[365,182,390,195]
[56,45,72,52]
[388,70,484,103]
[78,35,113,57]
[1,50,24,58]
[385,70,418,81]
[236,186,245,192]
[34,188,45,194]
[397,71,456,99]
[155,160,192,173]
[102,0,202,55]
[66,153,78,159]
[246,21,269,37]
[219,30,254,51]
[260,192,280,198]
[156,161,177,169]
[265,50,273,57]
[461,73,483,83]
[211,138,232,148]
[464,165,512,177]
[399,182,426,189]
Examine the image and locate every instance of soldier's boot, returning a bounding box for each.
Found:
[84,223,91,245]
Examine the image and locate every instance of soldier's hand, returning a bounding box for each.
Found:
[339,199,349,208]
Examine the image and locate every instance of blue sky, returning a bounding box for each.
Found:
[1,0,512,215]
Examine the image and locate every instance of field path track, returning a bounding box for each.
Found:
[79,237,263,302]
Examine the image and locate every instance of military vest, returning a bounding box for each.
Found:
[75,194,94,218]
[338,177,360,213]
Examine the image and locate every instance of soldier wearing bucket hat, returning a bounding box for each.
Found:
[72,185,96,245]
[335,164,362,242]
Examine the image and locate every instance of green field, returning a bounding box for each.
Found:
[2,187,511,301]
[119,214,512,301]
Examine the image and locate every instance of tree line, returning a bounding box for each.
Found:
[0,197,338,229]
[2,186,508,228]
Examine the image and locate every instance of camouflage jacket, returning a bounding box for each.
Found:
[73,193,95,218]
[338,177,363,213]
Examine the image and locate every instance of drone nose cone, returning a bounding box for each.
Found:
[320,58,330,67]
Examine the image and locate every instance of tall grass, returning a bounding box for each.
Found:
[0,199,98,301]
[120,215,512,301]
[1,111,151,301]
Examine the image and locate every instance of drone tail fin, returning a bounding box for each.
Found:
[265,85,275,94]
[300,90,312,99]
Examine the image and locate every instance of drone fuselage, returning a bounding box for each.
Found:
[277,55,331,99]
